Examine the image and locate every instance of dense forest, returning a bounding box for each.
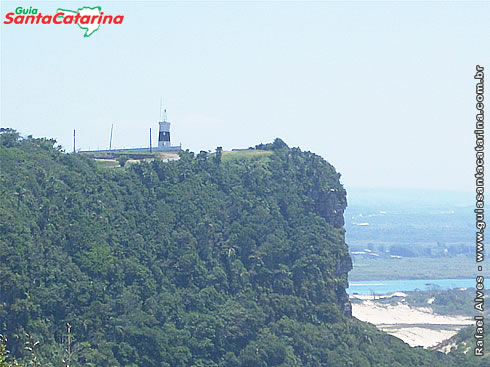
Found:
[0,130,485,366]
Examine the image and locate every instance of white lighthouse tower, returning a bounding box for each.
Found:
[158,107,171,148]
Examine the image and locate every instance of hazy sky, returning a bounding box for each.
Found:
[1,1,489,192]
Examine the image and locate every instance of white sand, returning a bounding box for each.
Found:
[351,298,472,348]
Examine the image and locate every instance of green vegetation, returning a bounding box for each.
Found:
[402,288,487,317]
[349,256,486,281]
[372,288,488,318]
[0,336,8,367]
[221,149,273,162]
[93,159,121,169]
[0,129,486,366]
[435,325,489,360]
[117,155,129,167]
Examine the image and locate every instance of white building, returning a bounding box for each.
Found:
[157,107,180,151]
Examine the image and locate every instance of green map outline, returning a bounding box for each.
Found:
[56,6,102,38]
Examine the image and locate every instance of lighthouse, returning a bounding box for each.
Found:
[158,107,171,148]
[78,103,181,155]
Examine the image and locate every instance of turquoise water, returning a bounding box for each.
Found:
[347,278,475,295]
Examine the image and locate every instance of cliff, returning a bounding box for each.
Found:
[0,131,481,366]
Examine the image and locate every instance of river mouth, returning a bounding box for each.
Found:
[347,278,475,295]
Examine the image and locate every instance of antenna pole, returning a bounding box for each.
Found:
[109,123,114,152]
[73,129,76,154]
[149,128,152,153]
[160,97,163,121]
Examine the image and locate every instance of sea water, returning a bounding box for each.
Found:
[347,278,474,295]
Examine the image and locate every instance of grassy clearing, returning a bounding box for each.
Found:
[89,152,180,169]
[94,159,120,168]
[221,149,273,162]
[81,151,157,159]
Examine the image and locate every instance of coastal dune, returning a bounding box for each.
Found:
[351,295,473,348]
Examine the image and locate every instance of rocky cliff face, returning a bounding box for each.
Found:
[335,255,353,317]
[307,167,352,317]
[312,188,346,229]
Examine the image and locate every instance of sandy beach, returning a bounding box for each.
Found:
[351,294,472,348]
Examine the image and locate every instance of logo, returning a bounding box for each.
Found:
[3,6,124,37]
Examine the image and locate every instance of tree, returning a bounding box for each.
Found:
[0,128,20,147]
[214,147,223,165]
[0,335,8,367]
[118,155,129,167]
